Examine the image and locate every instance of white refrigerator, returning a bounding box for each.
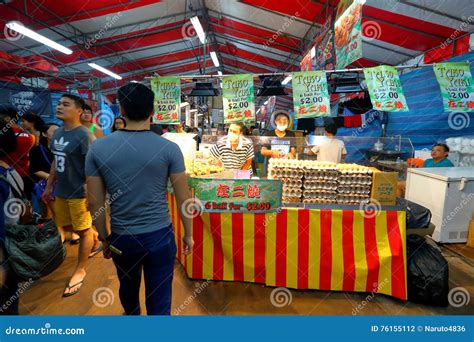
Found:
[406,167,474,243]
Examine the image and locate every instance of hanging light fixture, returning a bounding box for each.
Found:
[257,78,287,96]
[88,63,122,80]
[6,21,73,55]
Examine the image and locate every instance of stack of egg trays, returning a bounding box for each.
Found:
[336,170,372,205]
[269,164,304,203]
[302,167,339,204]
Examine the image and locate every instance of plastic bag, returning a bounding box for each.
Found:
[397,198,432,229]
[406,235,449,306]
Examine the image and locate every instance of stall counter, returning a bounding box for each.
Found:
[167,193,407,300]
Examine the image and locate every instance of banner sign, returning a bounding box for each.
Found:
[292,71,331,118]
[222,74,255,124]
[300,50,313,71]
[189,178,282,213]
[433,62,474,112]
[151,76,181,124]
[335,0,363,69]
[315,17,335,71]
[364,65,409,112]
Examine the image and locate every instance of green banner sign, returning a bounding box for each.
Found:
[151,76,181,124]
[189,178,282,213]
[292,71,330,118]
[434,62,474,112]
[364,65,409,112]
[223,74,255,124]
[335,0,363,69]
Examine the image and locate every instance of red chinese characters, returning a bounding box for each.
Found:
[247,184,260,198]
[216,184,230,198]
[232,185,245,198]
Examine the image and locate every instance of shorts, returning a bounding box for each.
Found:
[54,197,92,231]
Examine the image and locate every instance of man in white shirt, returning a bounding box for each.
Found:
[310,124,347,163]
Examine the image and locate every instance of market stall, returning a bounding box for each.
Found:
[168,135,408,301]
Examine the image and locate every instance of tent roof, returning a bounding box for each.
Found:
[1,0,473,95]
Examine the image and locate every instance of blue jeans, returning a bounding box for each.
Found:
[109,225,176,315]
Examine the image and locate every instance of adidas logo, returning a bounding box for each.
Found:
[54,137,70,152]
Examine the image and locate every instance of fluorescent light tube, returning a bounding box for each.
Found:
[88,63,122,80]
[190,16,206,44]
[282,75,292,85]
[6,21,73,55]
[210,51,220,67]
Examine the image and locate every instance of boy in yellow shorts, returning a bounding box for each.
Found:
[43,94,101,297]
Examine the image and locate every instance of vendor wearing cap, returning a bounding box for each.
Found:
[261,110,296,159]
[209,122,254,172]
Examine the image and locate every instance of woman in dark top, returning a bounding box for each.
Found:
[112,117,126,132]
[29,124,58,219]
[0,118,20,315]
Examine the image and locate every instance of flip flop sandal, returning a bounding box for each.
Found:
[89,243,103,258]
[63,280,84,297]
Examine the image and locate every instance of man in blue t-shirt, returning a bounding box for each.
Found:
[423,143,454,168]
[85,83,193,315]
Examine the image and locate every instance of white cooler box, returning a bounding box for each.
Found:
[406,167,474,243]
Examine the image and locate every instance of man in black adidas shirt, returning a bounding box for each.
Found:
[209,122,254,172]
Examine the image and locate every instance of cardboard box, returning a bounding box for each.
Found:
[370,168,398,206]
[467,219,474,248]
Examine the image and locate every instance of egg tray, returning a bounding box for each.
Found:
[269,169,305,178]
[303,191,337,200]
[337,199,369,205]
[338,186,371,195]
[282,196,302,203]
[280,178,303,187]
[283,189,302,197]
[303,198,337,204]
[303,169,339,178]
[337,194,370,201]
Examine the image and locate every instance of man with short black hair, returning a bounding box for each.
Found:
[85,82,193,315]
[42,94,101,297]
[210,122,254,172]
[309,123,347,163]
[81,104,104,139]
[423,143,454,167]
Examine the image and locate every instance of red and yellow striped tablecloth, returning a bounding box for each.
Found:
[167,193,407,300]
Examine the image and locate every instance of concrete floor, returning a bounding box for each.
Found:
[19,242,474,315]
